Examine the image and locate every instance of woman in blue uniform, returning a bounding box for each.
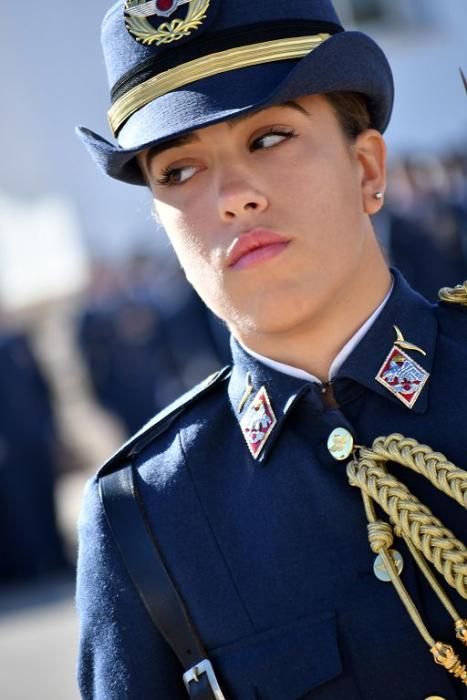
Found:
[77,1,467,698]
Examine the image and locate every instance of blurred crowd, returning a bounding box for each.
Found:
[76,253,231,435]
[377,150,467,299]
[0,148,466,586]
[0,330,70,581]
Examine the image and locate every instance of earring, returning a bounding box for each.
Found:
[375,192,384,200]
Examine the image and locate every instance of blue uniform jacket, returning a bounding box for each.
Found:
[77,270,467,699]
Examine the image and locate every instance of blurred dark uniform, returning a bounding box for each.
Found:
[78,288,229,435]
[425,202,467,285]
[78,294,177,434]
[374,210,467,301]
[0,332,67,581]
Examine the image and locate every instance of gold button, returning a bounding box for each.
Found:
[373,550,404,582]
[327,427,354,461]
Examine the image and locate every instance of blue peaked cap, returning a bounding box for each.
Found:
[78,0,394,186]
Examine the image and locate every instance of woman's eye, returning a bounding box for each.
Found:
[157,164,198,186]
[251,129,296,151]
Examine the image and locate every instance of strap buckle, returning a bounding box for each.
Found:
[183,659,226,700]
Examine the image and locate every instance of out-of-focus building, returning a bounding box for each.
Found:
[334,0,466,155]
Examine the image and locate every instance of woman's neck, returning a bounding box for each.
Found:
[233,251,392,382]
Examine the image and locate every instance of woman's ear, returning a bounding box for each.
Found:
[355,129,387,215]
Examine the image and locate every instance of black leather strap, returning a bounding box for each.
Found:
[99,464,219,699]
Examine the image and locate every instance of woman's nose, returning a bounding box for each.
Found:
[216,169,269,222]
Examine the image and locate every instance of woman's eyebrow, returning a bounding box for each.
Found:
[282,100,310,117]
[144,100,309,166]
[144,132,200,167]
[227,100,310,128]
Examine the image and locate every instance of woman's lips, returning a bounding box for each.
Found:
[226,229,291,270]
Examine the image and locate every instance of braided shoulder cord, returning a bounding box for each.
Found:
[438,282,467,306]
[346,433,467,687]
[359,434,467,507]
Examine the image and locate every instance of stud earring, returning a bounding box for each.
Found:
[375,191,384,200]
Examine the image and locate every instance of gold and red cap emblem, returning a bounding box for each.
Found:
[124,0,211,46]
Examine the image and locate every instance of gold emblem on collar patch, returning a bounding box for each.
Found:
[240,386,277,459]
[125,0,210,46]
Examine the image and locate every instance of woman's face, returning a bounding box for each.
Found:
[139,94,385,339]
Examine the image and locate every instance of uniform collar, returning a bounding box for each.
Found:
[335,269,437,414]
[228,338,311,463]
[228,269,438,462]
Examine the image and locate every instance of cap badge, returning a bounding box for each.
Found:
[124,0,210,45]
[375,326,429,409]
[240,386,277,459]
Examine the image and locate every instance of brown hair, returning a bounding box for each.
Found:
[325,91,372,140]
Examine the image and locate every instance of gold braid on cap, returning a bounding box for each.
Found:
[108,33,331,135]
[346,434,467,688]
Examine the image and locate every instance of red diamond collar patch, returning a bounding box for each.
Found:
[240,386,277,459]
[375,345,429,409]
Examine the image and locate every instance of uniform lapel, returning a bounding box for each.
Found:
[228,339,311,463]
[336,270,437,414]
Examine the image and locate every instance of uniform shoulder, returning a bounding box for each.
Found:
[97,365,231,478]
[436,280,467,337]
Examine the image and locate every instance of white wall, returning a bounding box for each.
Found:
[371,0,467,155]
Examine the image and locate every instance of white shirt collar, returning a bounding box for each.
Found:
[239,281,393,385]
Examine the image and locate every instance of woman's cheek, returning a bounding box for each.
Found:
[160,218,212,276]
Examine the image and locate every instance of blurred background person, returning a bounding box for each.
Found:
[379,153,467,299]
[77,254,230,436]
[0,326,69,582]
